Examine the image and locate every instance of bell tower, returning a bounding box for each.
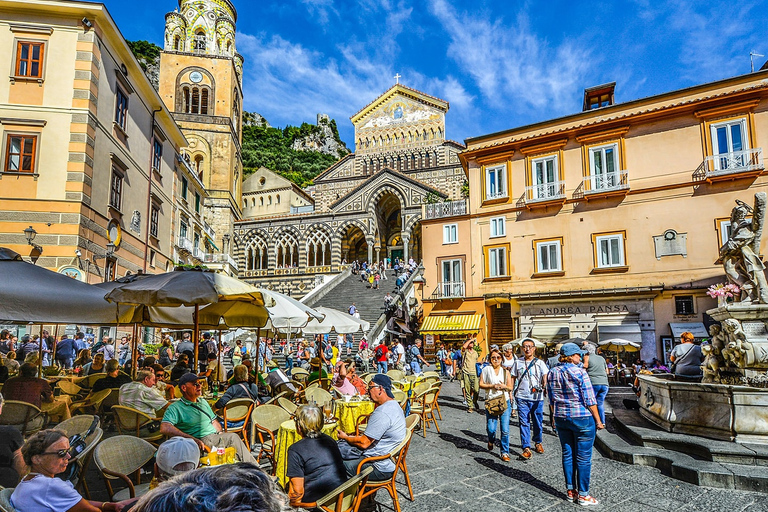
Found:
[158,0,244,259]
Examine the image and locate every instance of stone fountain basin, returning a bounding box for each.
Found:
[638,374,768,445]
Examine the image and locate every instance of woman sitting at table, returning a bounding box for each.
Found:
[287,405,347,507]
[169,354,191,383]
[82,353,105,376]
[73,350,90,369]
[344,359,367,396]
[10,429,135,512]
[332,361,358,396]
[214,365,259,414]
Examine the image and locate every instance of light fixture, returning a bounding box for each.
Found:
[75,249,82,257]
[106,242,116,258]
[23,226,42,254]
[81,17,92,28]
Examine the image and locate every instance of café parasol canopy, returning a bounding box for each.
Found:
[510,336,547,349]
[301,306,370,335]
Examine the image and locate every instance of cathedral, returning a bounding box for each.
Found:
[235,84,467,296]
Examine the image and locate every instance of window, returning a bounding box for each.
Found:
[195,192,201,213]
[531,154,559,199]
[443,223,458,244]
[535,239,562,273]
[588,143,619,189]
[193,232,200,249]
[306,229,332,266]
[15,41,44,78]
[716,218,732,247]
[115,88,128,131]
[109,168,123,210]
[487,245,508,278]
[152,139,162,171]
[484,164,507,200]
[4,134,37,173]
[490,217,506,238]
[675,295,695,315]
[711,118,748,170]
[440,259,464,297]
[179,221,187,239]
[246,239,268,270]
[181,176,188,200]
[150,204,159,238]
[594,233,625,268]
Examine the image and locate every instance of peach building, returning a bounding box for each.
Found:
[420,69,768,362]
[0,0,187,282]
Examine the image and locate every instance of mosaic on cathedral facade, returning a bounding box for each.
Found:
[234,84,467,296]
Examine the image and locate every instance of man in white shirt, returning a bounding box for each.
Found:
[393,341,405,371]
[510,338,549,459]
[119,369,169,417]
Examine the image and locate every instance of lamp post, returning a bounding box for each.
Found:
[23,226,43,260]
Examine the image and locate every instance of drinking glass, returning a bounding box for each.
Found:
[323,401,333,422]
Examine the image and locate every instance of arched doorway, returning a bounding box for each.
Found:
[374,191,402,264]
[341,224,368,263]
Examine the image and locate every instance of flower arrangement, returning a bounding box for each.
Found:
[707,283,740,299]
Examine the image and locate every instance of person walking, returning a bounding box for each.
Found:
[408,339,429,375]
[374,340,389,374]
[479,348,513,462]
[461,336,480,413]
[547,343,604,506]
[436,344,449,378]
[501,343,518,418]
[584,344,609,424]
[510,339,549,459]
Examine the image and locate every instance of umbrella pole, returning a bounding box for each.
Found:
[255,327,261,376]
[52,324,59,363]
[131,324,138,379]
[193,304,200,372]
[38,324,44,372]
[217,328,222,385]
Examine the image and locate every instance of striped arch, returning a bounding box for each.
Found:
[365,184,407,215]
[242,230,269,271]
[273,227,301,268]
[335,219,370,265]
[404,213,422,233]
[304,223,333,267]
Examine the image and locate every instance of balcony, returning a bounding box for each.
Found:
[204,252,238,271]
[693,148,764,183]
[192,246,205,260]
[579,170,629,200]
[290,205,315,214]
[203,221,215,240]
[524,181,566,208]
[430,281,465,299]
[423,200,467,220]
[176,235,193,252]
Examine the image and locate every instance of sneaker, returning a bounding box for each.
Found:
[578,495,599,507]
[467,408,475,414]
[501,454,510,462]
[521,448,532,460]
[488,442,494,450]
[566,490,577,501]
[534,443,544,454]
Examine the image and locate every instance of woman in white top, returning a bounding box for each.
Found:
[501,343,518,418]
[479,348,513,462]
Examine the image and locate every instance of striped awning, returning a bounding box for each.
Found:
[420,314,483,335]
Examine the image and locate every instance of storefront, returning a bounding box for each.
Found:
[419,312,483,361]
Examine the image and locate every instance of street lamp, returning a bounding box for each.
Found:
[23,226,43,254]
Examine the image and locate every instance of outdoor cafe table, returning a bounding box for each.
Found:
[274,418,338,488]
[334,398,375,435]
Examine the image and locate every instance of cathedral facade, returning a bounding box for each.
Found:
[234,84,467,295]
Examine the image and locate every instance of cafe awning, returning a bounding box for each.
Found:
[597,324,642,346]
[670,322,708,339]
[529,324,569,341]
[420,314,483,335]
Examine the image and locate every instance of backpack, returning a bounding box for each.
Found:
[323,343,333,360]
[374,345,384,359]
[57,415,99,482]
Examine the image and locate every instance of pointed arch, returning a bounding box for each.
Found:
[305,226,332,267]
[274,229,299,268]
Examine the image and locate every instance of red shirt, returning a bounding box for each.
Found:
[3,375,53,408]
[375,344,389,362]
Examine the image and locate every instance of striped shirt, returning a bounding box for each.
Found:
[547,363,597,418]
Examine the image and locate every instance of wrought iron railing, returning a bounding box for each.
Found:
[582,170,629,194]
[423,200,467,220]
[693,148,764,180]
[203,221,215,239]
[525,180,565,203]
[430,281,465,299]
[177,236,193,252]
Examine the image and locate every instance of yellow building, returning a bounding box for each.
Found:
[0,0,187,282]
[421,70,768,362]
[158,0,243,275]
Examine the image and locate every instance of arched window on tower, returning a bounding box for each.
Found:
[275,231,299,268]
[276,194,281,204]
[227,40,232,54]
[194,155,204,180]
[437,128,443,139]
[194,30,206,52]
[173,35,181,51]
[191,87,200,113]
[306,229,331,267]
[182,86,190,112]
[200,88,208,115]
[260,197,264,206]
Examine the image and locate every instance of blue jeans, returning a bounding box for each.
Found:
[516,398,544,448]
[377,361,388,373]
[592,385,609,424]
[410,361,420,375]
[486,398,511,455]
[555,416,596,497]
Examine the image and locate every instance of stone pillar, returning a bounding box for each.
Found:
[366,236,375,264]
[401,231,411,263]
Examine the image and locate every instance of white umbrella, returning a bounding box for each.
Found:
[510,336,546,349]
[598,338,641,366]
[260,289,324,330]
[301,306,370,335]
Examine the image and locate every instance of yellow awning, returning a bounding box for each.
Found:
[420,314,483,334]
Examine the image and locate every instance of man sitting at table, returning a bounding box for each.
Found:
[264,360,296,396]
[119,369,169,417]
[160,373,257,464]
[92,359,131,392]
[199,353,226,387]
[3,363,70,422]
[308,357,328,384]
[336,374,406,481]
[215,364,259,412]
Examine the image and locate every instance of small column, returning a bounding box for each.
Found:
[401,232,411,263]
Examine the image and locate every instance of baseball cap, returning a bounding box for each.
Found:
[156,437,200,476]
[370,374,395,399]
[266,360,278,369]
[560,343,587,357]
[179,372,203,386]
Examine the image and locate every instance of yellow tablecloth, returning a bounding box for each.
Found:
[275,419,338,488]
[334,399,375,435]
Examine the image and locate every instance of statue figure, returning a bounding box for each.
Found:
[721,318,750,368]
[708,324,727,356]
[720,192,768,304]
[701,344,721,383]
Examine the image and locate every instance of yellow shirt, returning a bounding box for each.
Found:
[462,346,478,374]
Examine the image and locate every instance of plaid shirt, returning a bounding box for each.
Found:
[546,363,597,418]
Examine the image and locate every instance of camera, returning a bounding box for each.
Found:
[531,387,538,394]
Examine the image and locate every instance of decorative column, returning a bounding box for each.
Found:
[366,236,375,264]
[401,231,411,263]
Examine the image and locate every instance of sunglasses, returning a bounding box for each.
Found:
[41,449,70,459]
[368,384,381,391]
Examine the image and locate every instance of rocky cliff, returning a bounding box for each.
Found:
[290,114,349,158]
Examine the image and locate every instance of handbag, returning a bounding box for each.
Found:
[483,367,509,416]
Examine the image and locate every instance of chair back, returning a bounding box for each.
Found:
[405,414,420,432]
[0,400,45,436]
[112,405,153,432]
[291,368,309,381]
[82,373,106,389]
[93,435,156,481]
[421,375,440,386]
[277,397,298,415]
[0,487,17,512]
[360,373,375,384]
[251,404,291,433]
[222,398,255,423]
[413,382,431,396]
[393,389,407,405]
[101,388,121,411]
[264,391,288,405]
[386,369,405,381]
[315,466,373,512]
[422,371,440,378]
[305,386,333,405]
[57,380,83,396]
[56,415,100,438]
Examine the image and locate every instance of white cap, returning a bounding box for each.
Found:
[156,437,199,476]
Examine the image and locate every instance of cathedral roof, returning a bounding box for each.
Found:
[350,84,449,125]
[312,153,356,183]
[328,167,446,210]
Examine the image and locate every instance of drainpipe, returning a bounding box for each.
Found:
[143,108,163,272]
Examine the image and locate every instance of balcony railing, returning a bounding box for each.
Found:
[484,190,509,201]
[290,205,315,214]
[430,281,465,299]
[525,181,565,204]
[423,200,467,220]
[177,236,193,252]
[203,221,215,239]
[192,246,205,260]
[583,170,629,194]
[204,252,238,270]
[694,148,764,180]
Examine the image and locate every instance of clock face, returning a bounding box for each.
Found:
[190,71,203,83]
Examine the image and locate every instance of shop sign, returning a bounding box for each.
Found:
[425,335,434,346]
[521,302,636,317]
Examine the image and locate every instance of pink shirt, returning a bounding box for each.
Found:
[333,376,357,396]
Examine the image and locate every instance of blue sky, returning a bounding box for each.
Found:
[104,0,768,150]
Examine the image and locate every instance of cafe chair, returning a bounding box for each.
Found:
[429,381,443,420]
[57,380,85,399]
[93,436,156,501]
[294,466,373,512]
[112,406,164,445]
[277,397,298,416]
[0,400,47,437]
[0,487,18,512]
[70,389,112,416]
[305,387,333,406]
[221,398,255,449]
[386,369,405,381]
[56,414,100,438]
[250,404,291,472]
[401,414,420,501]
[355,430,412,512]
[410,387,440,437]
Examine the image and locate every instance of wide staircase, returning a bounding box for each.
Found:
[490,303,515,346]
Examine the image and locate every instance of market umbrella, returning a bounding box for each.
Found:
[510,336,546,349]
[104,268,271,369]
[301,306,370,335]
[598,338,641,366]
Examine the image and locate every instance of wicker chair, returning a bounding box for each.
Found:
[221,398,255,449]
[410,387,440,437]
[354,413,372,435]
[355,430,412,512]
[393,389,407,408]
[277,397,298,416]
[422,371,440,379]
[79,373,106,390]
[250,404,291,472]
[294,466,373,512]
[56,414,100,438]
[400,414,420,501]
[290,368,310,384]
[0,487,17,512]
[307,377,333,391]
[112,405,164,445]
[304,387,333,406]
[70,389,112,415]
[0,400,47,437]
[421,375,441,386]
[69,426,103,499]
[429,381,443,420]
[57,380,85,398]
[386,369,405,381]
[93,435,157,501]
[412,381,431,397]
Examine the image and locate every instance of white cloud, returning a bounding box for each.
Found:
[299,0,338,26]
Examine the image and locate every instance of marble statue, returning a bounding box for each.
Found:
[720,318,750,368]
[720,192,768,304]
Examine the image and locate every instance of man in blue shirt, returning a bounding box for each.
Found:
[55,335,76,368]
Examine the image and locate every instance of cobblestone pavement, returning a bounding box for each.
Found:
[379,379,768,512]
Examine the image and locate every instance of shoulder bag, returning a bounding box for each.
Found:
[484,367,509,417]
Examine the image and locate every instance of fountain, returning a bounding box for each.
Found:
[639,192,768,444]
